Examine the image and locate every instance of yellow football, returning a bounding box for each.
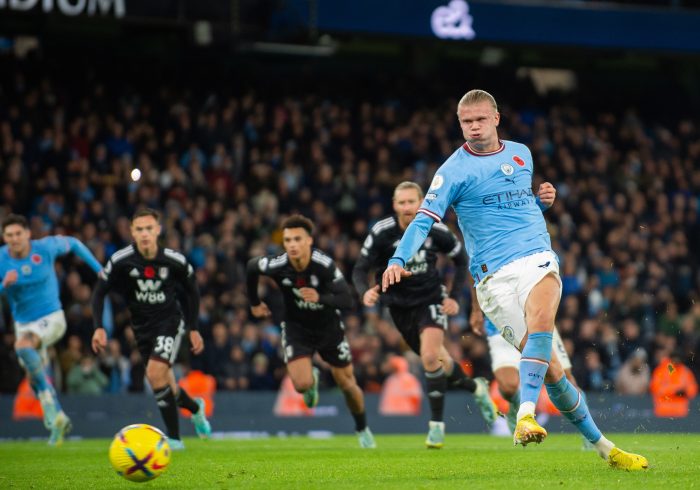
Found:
[109,424,171,482]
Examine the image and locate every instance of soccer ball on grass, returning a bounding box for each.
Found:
[109,424,171,482]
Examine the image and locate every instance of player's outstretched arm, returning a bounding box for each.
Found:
[63,236,104,273]
[352,229,382,301]
[246,257,271,317]
[381,212,435,291]
[180,262,201,334]
[90,276,111,353]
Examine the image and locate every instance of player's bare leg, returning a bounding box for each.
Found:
[287,356,319,408]
[147,359,184,449]
[330,364,375,448]
[15,332,70,445]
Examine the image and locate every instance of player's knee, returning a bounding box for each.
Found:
[332,369,357,392]
[292,378,313,393]
[496,369,519,399]
[527,307,556,330]
[421,351,440,369]
[500,379,519,399]
[145,362,169,386]
[15,333,38,350]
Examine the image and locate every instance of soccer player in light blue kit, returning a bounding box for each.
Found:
[0,214,103,446]
[382,90,647,470]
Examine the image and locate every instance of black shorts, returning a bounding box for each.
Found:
[389,301,447,354]
[280,320,352,367]
[135,318,186,366]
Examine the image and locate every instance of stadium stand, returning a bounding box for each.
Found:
[0,48,698,399]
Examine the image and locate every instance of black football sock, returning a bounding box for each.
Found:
[425,367,447,422]
[154,385,180,440]
[446,364,477,392]
[176,387,200,414]
[352,411,367,432]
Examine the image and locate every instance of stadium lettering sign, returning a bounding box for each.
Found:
[431,0,475,40]
[0,0,125,18]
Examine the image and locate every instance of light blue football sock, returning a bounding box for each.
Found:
[17,347,62,411]
[545,375,602,444]
[518,332,552,411]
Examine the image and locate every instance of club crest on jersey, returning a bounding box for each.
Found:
[500,163,514,176]
[310,275,319,287]
[159,267,169,279]
[513,155,525,167]
[30,254,42,265]
[21,265,31,275]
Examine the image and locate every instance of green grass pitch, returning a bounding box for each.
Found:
[0,433,695,489]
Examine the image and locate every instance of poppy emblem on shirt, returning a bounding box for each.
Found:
[513,155,525,167]
[500,163,514,176]
[31,254,42,265]
[295,278,306,287]
[144,266,156,278]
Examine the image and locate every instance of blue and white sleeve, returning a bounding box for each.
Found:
[388,213,435,267]
[54,236,103,273]
[388,170,459,267]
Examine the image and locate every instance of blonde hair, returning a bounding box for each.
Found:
[457,89,498,112]
[393,181,423,200]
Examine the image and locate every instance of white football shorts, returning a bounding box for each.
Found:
[15,309,67,350]
[476,250,562,349]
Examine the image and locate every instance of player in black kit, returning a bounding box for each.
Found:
[246,214,376,448]
[91,208,211,449]
[352,181,498,448]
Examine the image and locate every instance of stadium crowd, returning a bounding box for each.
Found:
[0,56,698,399]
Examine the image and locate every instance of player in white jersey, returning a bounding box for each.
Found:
[382,89,647,470]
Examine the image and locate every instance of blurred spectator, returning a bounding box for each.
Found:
[222,345,250,391]
[574,348,611,392]
[66,355,109,395]
[614,348,651,395]
[379,355,423,415]
[649,351,698,417]
[248,353,277,390]
[98,339,131,393]
[59,335,84,382]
